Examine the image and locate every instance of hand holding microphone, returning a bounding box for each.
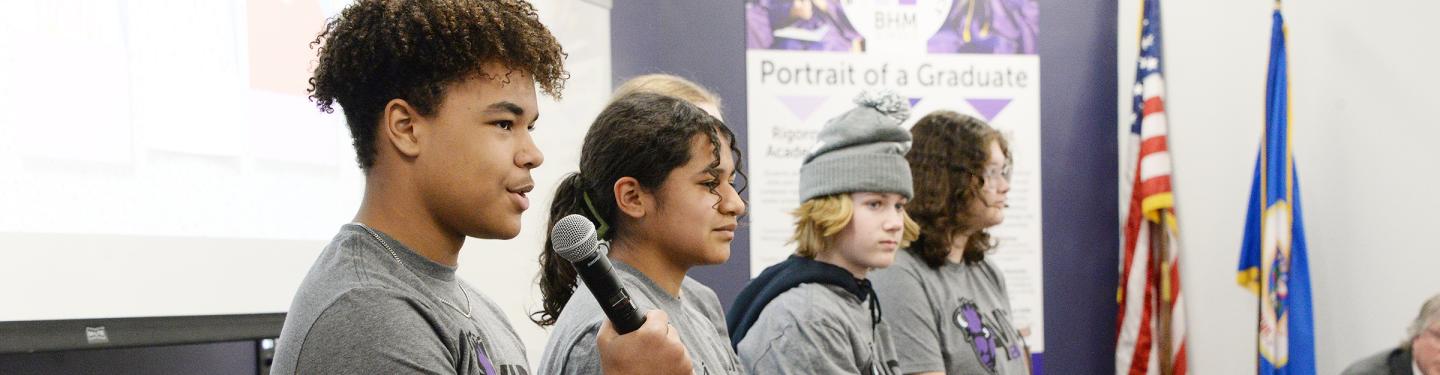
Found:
[551,214,646,333]
[598,309,693,375]
[553,214,693,374]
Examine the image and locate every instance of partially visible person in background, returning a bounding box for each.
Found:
[1343,293,1440,375]
[869,110,1029,375]
[611,74,724,120]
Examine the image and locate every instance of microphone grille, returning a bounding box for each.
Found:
[552,214,598,263]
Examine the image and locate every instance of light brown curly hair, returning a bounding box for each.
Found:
[308,0,569,170]
[905,110,1010,268]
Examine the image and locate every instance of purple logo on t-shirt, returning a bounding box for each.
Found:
[469,333,497,375]
[474,344,496,375]
[953,299,1026,373]
[954,300,998,372]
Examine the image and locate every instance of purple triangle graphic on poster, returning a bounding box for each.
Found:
[966,98,1012,121]
[779,95,828,121]
[908,97,922,108]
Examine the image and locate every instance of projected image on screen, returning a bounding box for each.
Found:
[0,1,360,240]
[0,0,364,322]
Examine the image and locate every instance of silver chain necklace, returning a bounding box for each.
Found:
[352,222,473,318]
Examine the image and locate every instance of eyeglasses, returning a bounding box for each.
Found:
[981,164,1013,187]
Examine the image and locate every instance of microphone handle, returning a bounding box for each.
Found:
[572,253,648,334]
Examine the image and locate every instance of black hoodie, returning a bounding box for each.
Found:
[725,255,881,349]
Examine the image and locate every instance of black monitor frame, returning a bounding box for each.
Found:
[0,313,284,354]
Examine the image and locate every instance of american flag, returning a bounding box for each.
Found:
[1116,0,1188,374]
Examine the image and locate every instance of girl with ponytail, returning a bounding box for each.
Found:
[535,91,746,375]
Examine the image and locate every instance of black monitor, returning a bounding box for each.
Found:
[0,314,282,375]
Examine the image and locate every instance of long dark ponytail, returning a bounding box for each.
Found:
[532,93,742,326]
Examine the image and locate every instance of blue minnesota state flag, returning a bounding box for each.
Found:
[1236,4,1315,375]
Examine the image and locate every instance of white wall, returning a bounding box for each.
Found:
[1117,0,1440,373]
[455,0,611,368]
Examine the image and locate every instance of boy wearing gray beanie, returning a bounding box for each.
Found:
[727,91,919,375]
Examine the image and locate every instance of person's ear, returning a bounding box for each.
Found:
[380,98,425,158]
[614,177,652,219]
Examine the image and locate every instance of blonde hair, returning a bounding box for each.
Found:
[791,193,920,258]
[611,74,721,109]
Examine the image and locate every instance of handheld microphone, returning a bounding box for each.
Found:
[552,214,648,334]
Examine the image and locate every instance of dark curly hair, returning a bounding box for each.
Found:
[905,110,1010,268]
[531,93,744,327]
[308,0,568,170]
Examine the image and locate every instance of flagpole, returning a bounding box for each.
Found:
[1255,1,1280,371]
[1254,80,1265,374]
[1257,4,1271,371]
[1154,215,1172,375]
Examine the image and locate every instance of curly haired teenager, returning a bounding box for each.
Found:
[273,1,690,374]
[869,110,1028,375]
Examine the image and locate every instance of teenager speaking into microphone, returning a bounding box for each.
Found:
[271,1,688,374]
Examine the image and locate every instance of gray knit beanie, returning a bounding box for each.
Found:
[799,90,914,202]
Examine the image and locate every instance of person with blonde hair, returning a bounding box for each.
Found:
[727,91,918,374]
[611,73,724,120]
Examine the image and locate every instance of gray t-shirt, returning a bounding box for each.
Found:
[272,224,529,375]
[537,260,741,375]
[736,283,902,375]
[869,249,1030,375]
